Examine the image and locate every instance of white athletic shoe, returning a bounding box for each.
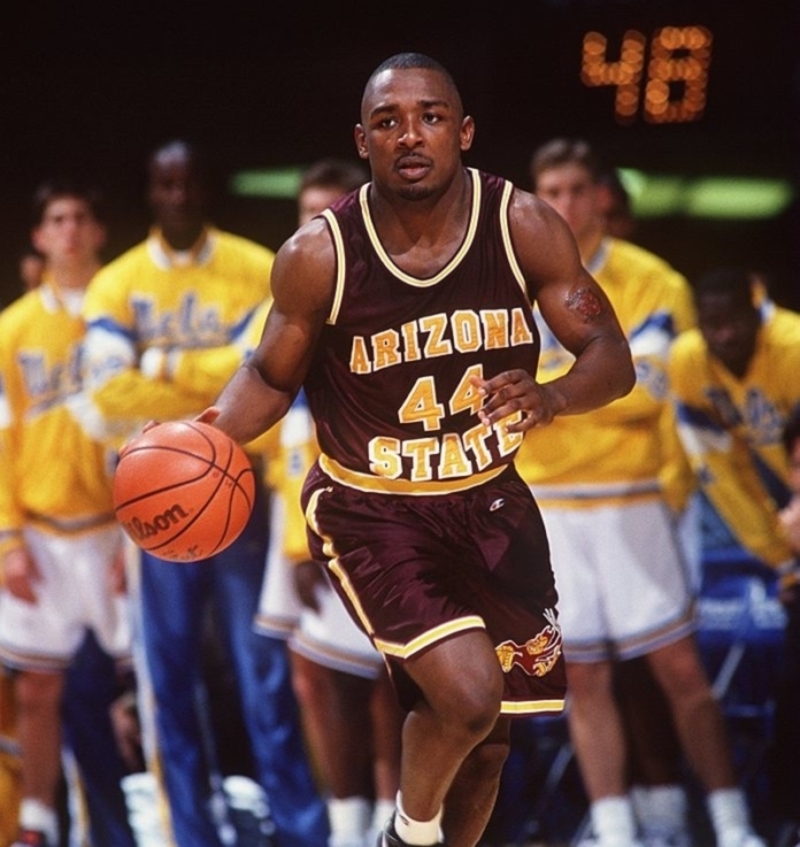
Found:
[223,775,276,847]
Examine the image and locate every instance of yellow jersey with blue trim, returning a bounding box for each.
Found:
[668,302,800,569]
[81,226,273,443]
[516,236,695,506]
[0,284,117,553]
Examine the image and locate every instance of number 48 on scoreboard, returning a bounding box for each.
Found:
[581,25,712,124]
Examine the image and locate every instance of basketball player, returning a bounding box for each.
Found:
[0,181,134,847]
[198,53,635,847]
[256,157,405,847]
[519,138,764,847]
[667,268,800,841]
[81,140,328,847]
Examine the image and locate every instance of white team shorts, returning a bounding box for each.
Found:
[538,497,696,662]
[254,496,304,639]
[0,524,131,671]
[255,496,383,679]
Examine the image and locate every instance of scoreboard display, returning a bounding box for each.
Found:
[581,25,713,125]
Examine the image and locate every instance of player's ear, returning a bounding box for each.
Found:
[30,225,45,255]
[460,116,475,152]
[354,124,369,160]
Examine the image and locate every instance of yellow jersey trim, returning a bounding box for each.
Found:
[500,699,565,716]
[359,169,482,287]
[321,209,347,325]
[318,453,506,495]
[374,616,486,658]
[327,556,376,637]
[499,181,529,299]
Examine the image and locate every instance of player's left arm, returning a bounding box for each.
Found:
[81,296,211,437]
[475,190,634,433]
[140,300,272,399]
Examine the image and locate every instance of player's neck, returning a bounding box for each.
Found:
[370,168,470,249]
[48,259,101,292]
[158,223,207,253]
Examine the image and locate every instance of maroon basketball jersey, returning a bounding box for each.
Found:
[305,168,539,493]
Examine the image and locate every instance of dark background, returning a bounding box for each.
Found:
[2,0,798,307]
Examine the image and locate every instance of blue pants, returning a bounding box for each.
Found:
[62,631,137,847]
[140,484,328,847]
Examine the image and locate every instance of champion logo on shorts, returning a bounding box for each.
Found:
[489,497,505,512]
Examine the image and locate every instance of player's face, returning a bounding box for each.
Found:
[535,163,603,244]
[148,152,208,246]
[354,67,474,202]
[697,290,760,377]
[32,197,105,271]
[298,185,347,227]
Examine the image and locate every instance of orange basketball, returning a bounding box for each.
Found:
[113,420,256,563]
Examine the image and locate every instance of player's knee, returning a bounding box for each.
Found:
[443,672,504,739]
[652,642,712,702]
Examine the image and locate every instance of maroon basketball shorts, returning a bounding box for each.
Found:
[302,462,566,715]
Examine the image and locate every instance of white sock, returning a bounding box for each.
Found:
[394,791,443,846]
[371,798,397,837]
[590,795,639,846]
[19,798,59,845]
[328,796,371,847]
[706,788,750,838]
[631,784,689,839]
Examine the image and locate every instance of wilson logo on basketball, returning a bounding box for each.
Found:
[123,504,190,541]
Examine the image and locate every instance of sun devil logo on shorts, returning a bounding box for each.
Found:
[123,504,190,541]
[495,608,563,677]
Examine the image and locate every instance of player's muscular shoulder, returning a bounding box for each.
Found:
[507,188,583,287]
[272,218,336,316]
[509,189,568,251]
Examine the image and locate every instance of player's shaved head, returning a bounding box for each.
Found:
[361,52,464,120]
